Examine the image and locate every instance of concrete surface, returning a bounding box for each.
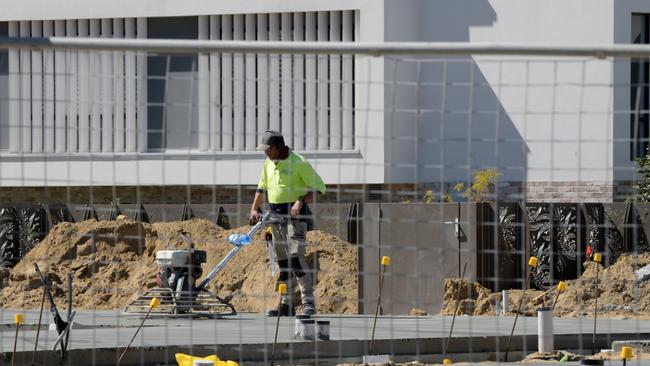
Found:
[1,310,650,365]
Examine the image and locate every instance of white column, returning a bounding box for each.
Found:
[280,13,293,145]
[8,21,20,153]
[245,14,256,151]
[77,19,90,152]
[89,19,101,152]
[136,17,147,152]
[256,14,269,137]
[233,14,245,151]
[329,11,342,150]
[342,10,354,150]
[31,21,43,153]
[221,15,233,151]
[113,18,125,152]
[101,18,113,152]
[43,20,55,153]
[209,15,221,151]
[124,18,136,152]
[317,12,329,150]
[198,15,210,151]
[293,13,305,150]
[268,13,280,132]
[19,21,31,153]
[66,19,78,153]
[304,12,317,150]
[54,20,66,153]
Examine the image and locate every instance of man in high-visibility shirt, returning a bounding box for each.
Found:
[250,130,326,316]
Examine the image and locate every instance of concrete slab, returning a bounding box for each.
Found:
[1,309,650,365]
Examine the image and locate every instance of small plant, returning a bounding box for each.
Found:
[454,169,501,202]
[423,190,434,203]
[634,146,650,202]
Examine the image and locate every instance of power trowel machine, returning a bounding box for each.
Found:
[124,211,282,316]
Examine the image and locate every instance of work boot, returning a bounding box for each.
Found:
[301,302,317,316]
[266,303,294,317]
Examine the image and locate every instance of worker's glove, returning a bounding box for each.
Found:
[249,210,260,226]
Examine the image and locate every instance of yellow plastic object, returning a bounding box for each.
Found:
[443,358,452,365]
[149,297,161,309]
[175,353,239,366]
[14,313,23,325]
[593,252,602,263]
[278,283,287,294]
[557,281,567,292]
[621,346,633,360]
[381,256,391,266]
[528,256,538,267]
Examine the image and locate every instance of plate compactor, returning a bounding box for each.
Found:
[124,211,282,316]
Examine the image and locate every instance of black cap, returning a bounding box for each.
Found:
[257,130,285,151]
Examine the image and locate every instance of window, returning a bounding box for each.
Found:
[0,22,8,151]
[631,14,649,159]
[147,17,199,151]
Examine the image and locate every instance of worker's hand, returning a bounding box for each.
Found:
[249,209,260,225]
[291,200,303,217]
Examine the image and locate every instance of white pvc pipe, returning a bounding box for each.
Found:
[502,290,509,315]
[537,307,554,353]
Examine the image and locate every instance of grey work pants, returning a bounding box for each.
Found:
[270,218,315,306]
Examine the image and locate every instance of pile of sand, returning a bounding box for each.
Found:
[0,218,357,314]
[442,252,650,318]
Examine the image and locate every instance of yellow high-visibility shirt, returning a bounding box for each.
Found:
[257,151,325,204]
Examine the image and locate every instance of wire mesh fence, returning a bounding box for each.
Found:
[0,32,650,365]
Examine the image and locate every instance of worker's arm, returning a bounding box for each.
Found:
[291,191,320,217]
[250,190,265,223]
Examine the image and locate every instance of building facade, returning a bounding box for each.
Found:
[0,0,649,202]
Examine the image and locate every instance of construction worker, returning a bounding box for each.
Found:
[250,130,326,316]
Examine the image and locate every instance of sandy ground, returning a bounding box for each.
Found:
[0,217,357,314]
[441,252,650,319]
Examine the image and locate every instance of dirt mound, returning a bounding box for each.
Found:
[442,252,650,318]
[0,218,357,314]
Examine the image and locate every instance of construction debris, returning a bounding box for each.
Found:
[0,218,358,315]
[442,252,650,318]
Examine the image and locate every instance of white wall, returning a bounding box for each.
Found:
[384,0,616,186]
[0,0,388,187]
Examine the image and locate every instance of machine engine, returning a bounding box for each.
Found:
[155,249,207,310]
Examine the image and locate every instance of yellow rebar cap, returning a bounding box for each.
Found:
[278,283,287,294]
[557,281,567,292]
[443,358,452,365]
[593,252,602,263]
[150,297,160,309]
[14,313,24,325]
[381,256,391,266]
[621,346,633,360]
[528,256,538,267]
